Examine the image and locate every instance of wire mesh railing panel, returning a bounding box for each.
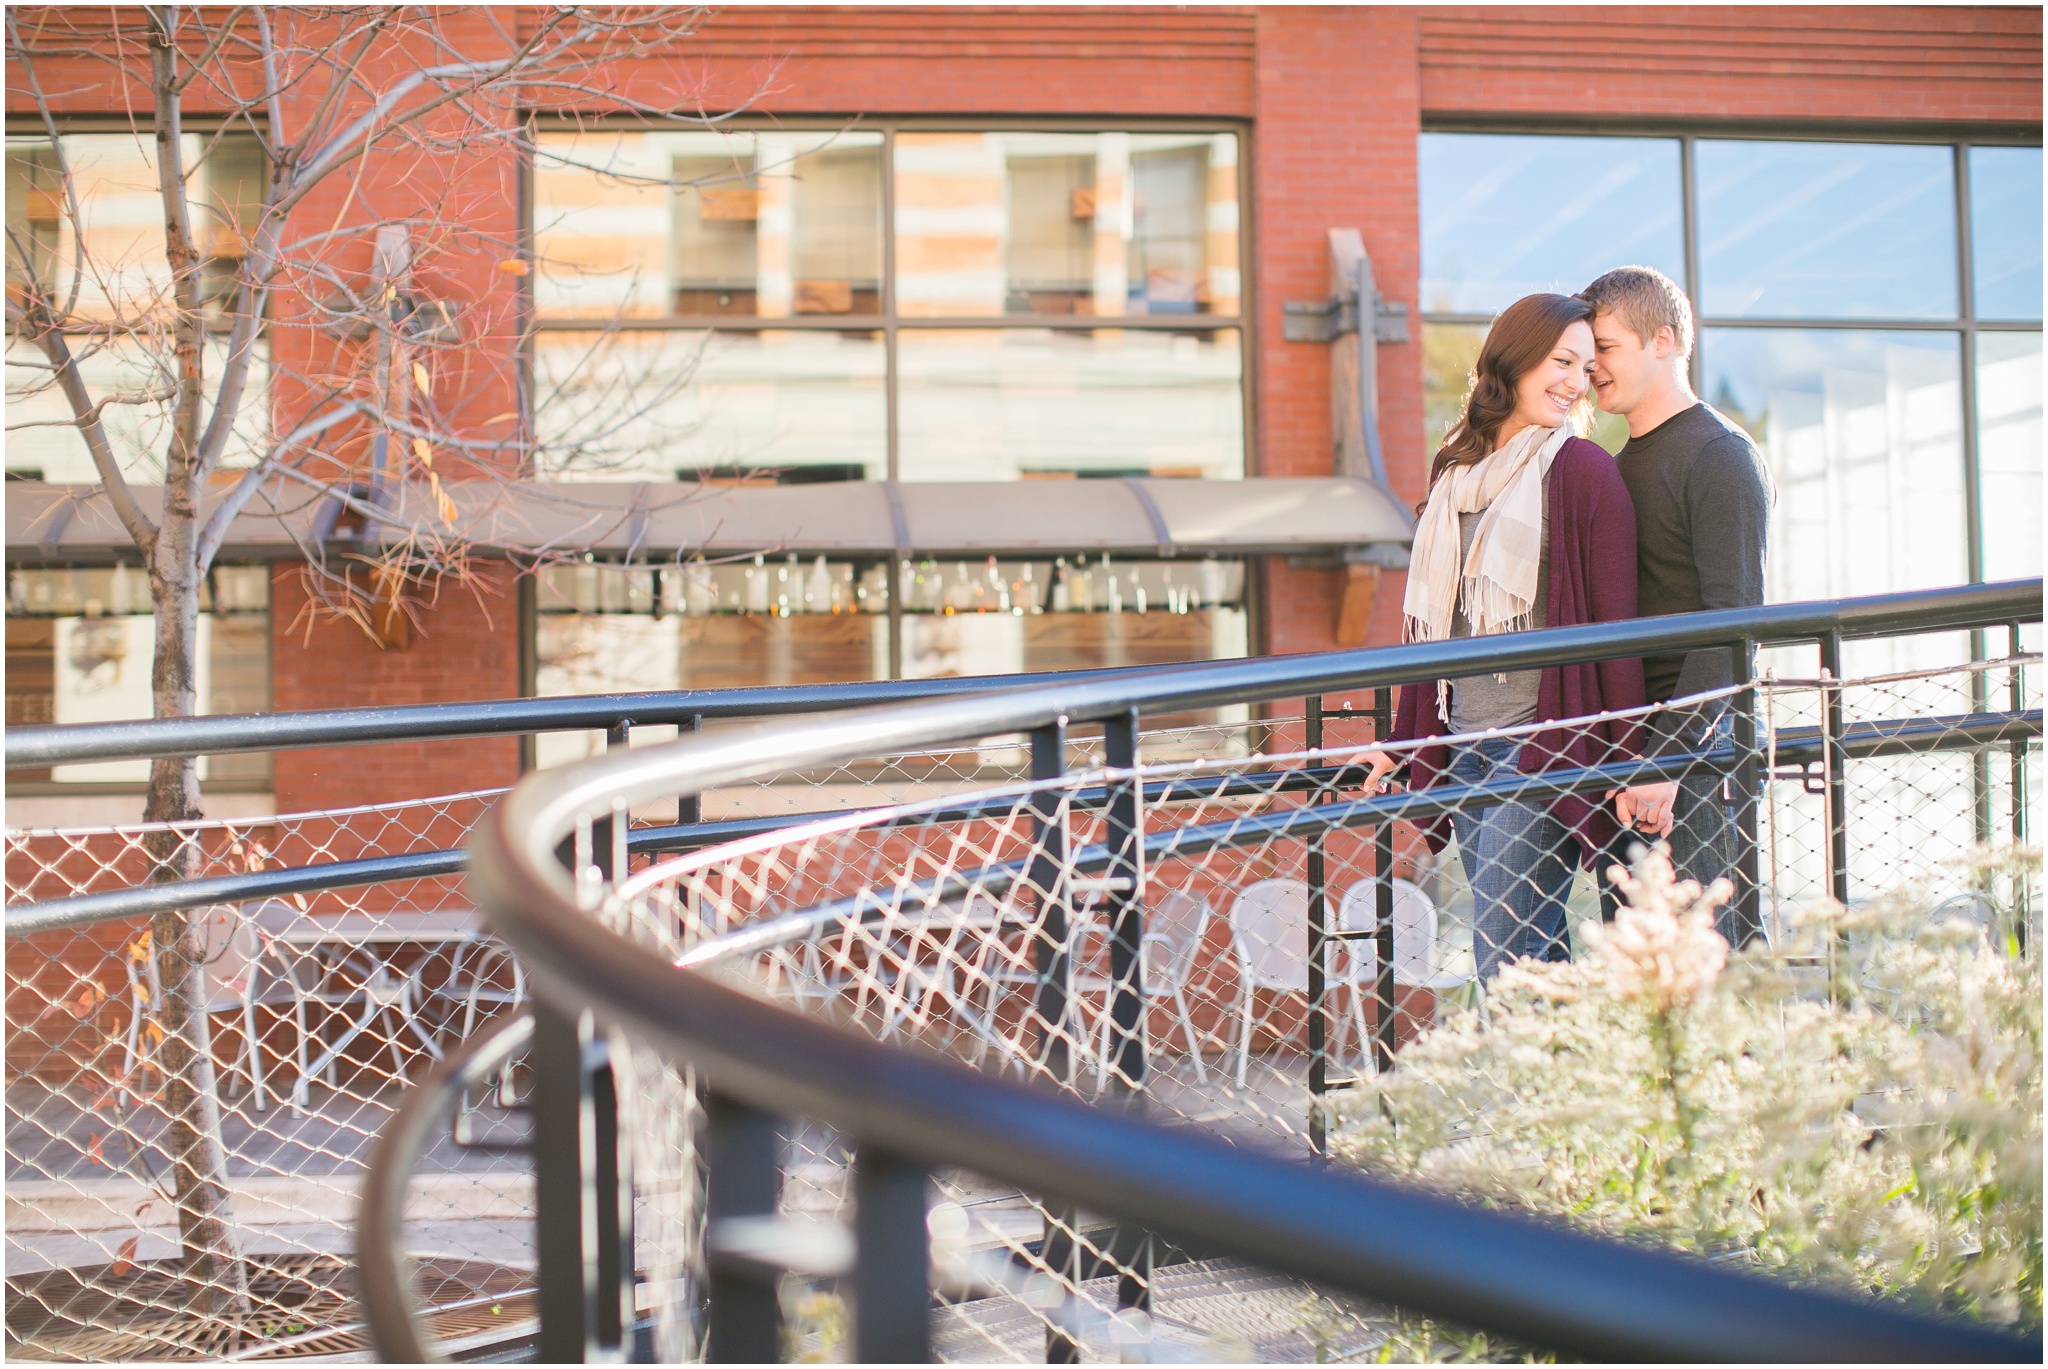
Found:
[5,792,530,1361]
[14,648,2038,1359]
[566,657,2038,1360]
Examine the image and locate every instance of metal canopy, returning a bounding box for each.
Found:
[4,477,1413,563]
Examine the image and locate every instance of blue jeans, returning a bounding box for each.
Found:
[1448,736,1583,983]
[1599,714,1742,944]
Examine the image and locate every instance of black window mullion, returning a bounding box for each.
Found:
[1680,134,1703,395]
[882,128,899,484]
[1956,141,1984,585]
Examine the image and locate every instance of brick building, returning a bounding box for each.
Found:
[6,6,2042,826]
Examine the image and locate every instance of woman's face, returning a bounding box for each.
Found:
[1506,319,1595,432]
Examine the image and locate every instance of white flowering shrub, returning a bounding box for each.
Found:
[1332,846,2042,1339]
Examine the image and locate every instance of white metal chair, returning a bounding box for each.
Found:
[1337,877,1470,992]
[434,936,529,1043]
[122,903,311,1114]
[1141,889,1216,1083]
[1072,889,1215,1085]
[1226,878,1370,1088]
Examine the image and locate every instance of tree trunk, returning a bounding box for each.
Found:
[141,561,251,1342]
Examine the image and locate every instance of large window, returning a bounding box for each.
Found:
[1420,131,2043,613]
[5,566,272,789]
[530,125,1248,483]
[5,130,272,483]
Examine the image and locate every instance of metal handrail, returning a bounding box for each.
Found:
[4,661,1214,770]
[445,580,2040,1361]
[16,705,2036,937]
[9,579,2037,769]
[358,1011,536,1365]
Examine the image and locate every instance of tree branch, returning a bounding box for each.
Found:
[6,11,91,321]
[24,315,160,553]
[167,5,249,94]
[195,398,365,570]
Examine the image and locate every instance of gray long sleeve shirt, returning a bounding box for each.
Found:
[1615,403,1773,754]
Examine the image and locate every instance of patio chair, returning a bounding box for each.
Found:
[122,903,311,1114]
[1337,877,1470,992]
[1068,888,1215,1085]
[1226,878,1371,1088]
[433,936,529,1044]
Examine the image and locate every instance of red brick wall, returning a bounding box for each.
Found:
[566,6,1258,117]
[270,563,520,812]
[1418,7,2043,125]
[1252,7,1425,656]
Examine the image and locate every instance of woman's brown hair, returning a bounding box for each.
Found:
[1424,293,1594,509]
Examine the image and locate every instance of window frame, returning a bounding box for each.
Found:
[1417,118,2044,586]
[4,117,277,336]
[520,114,1259,484]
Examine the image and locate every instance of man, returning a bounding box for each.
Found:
[1579,265,1773,945]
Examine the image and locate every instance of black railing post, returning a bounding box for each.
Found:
[590,1041,635,1358]
[704,1092,783,1362]
[1027,720,1080,1363]
[1101,707,1153,1316]
[534,718,641,1362]
[854,1144,929,1362]
[1305,696,1330,1156]
[669,713,706,1360]
[1372,686,1396,1072]
[595,721,634,1358]
[533,1002,597,1362]
[2007,622,2031,952]
[1729,640,1764,947]
[1029,720,1073,1090]
[1971,627,1997,851]
[1819,632,1850,910]
[1104,708,1147,1101]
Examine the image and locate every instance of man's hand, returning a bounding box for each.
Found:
[1617,780,1677,837]
[1361,750,1403,794]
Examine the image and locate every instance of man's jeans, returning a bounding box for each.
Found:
[1448,736,1581,983]
[1602,715,1742,945]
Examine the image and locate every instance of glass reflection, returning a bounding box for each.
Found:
[1976,331,2043,582]
[896,329,1243,481]
[6,336,271,483]
[4,131,268,320]
[1702,328,1965,604]
[531,330,885,481]
[1696,141,1957,320]
[1969,146,2043,322]
[1418,133,1683,315]
[534,130,883,319]
[893,132,1239,318]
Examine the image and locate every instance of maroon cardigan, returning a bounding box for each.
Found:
[1389,436,1646,865]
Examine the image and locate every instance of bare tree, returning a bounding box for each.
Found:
[4,6,763,1343]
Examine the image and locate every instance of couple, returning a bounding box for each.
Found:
[1362,265,1773,984]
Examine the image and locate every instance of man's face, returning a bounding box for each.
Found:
[1589,310,1664,416]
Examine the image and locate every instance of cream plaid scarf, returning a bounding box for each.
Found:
[1403,419,1570,654]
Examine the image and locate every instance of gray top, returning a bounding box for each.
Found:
[1615,403,1773,754]
[1447,506,1549,734]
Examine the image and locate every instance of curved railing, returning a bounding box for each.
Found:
[361,581,2043,1362]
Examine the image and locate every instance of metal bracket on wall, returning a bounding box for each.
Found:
[1282,293,1409,344]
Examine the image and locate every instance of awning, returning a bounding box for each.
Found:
[5,477,1413,563]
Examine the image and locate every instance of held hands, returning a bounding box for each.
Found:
[1611,780,1678,837]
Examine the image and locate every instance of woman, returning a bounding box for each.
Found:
[1361,293,1645,984]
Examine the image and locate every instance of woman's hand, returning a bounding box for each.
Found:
[1360,750,1404,794]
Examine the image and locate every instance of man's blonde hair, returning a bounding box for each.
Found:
[1579,265,1694,360]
